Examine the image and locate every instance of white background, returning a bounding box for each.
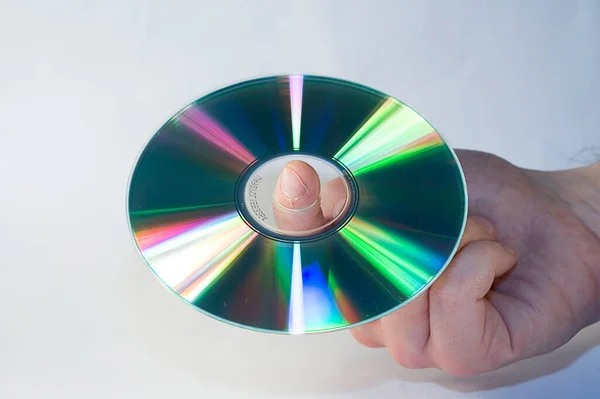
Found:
[1,1,599,398]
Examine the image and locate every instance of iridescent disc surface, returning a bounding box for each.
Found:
[127,75,467,334]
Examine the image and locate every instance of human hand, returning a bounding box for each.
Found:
[273,151,600,376]
[350,149,600,375]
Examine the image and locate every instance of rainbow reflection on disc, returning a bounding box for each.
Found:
[127,75,467,334]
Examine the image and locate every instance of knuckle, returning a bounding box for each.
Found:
[389,347,428,369]
[470,272,493,297]
[470,216,496,237]
[350,329,382,348]
[430,285,460,307]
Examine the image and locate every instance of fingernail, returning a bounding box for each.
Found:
[477,217,496,236]
[280,166,307,200]
[503,243,517,255]
[332,199,346,217]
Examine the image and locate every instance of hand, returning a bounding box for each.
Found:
[350,149,600,375]
[273,151,600,376]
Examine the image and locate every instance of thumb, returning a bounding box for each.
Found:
[272,160,325,234]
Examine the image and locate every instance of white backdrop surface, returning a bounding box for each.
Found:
[1,1,599,398]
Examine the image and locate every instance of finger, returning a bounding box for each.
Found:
[350,321,385,348]
[353,216,503,370]
[428,240,517,373]
[320,177,349,221]
[457,216,497,251]
[272,160,325,233]
[432,240,516,302]
[379,294,434,369]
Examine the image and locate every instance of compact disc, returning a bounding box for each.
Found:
[127,75,467,334]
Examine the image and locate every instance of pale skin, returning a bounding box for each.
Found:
[272,149,600,377]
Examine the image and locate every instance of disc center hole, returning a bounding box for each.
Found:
[239,154,354,239]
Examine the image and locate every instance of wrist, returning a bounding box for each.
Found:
[557,162,600,323]
[533,161,600,324]
[552,161,600,236]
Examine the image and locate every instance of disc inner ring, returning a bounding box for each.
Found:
[234,153,359,242]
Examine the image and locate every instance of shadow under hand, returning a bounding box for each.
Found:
[125,247,600,396]
[427,324,600,392]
